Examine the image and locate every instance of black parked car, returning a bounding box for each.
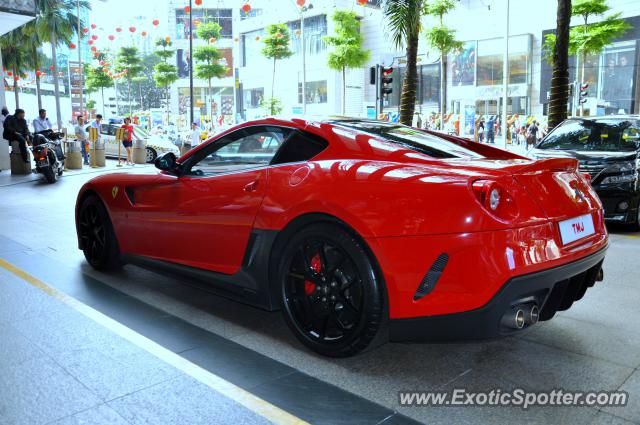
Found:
[529,116,640,228]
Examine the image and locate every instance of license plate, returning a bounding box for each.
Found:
[558,214,595,245]
[37,160,48,167]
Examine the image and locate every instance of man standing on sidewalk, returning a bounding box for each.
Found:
[74,116,89,165]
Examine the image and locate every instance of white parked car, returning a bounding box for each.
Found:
[85,123,180,163]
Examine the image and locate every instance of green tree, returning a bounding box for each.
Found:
[0,29,32,108]
[260,98,283,116]
[154,38,179,123]
[85,53,113,116]
[193,22,228,119]
[570,0,629,115]
[33,0,89,129]
[116,46,143,116]
[383,0,424,126]
[545,0,573,130]
[21,21,47,110]
[323,10,371,115]
[424,0,462,120]
[262,23,294,115]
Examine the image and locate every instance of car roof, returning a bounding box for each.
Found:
[566,115,640,122]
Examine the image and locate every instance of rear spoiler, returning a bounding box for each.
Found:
[514,157,579,173]
[422,130,528,160]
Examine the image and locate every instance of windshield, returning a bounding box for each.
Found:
[333,120,484,159]
[538,119,640,152]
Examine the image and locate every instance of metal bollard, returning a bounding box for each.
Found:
[65,140,83,170]
[132,139,147,164]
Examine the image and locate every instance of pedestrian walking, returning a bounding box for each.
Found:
[75,116,90,165]
[485,115,495,144]
[120,117,139,166]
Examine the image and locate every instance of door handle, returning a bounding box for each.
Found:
[244,180,259,192]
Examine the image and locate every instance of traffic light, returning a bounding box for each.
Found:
[380,66,393,97]
[579,82,589,104]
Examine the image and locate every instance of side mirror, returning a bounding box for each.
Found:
[155,152,177,172]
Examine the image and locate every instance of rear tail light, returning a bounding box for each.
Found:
[34,147,48,161]
[472,179,518,221]
[580,172,592,185]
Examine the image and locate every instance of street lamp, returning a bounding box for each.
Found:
[501,0,509,149]
[189,0,194,126]
[295,1,313,114]
[77,0,83,118]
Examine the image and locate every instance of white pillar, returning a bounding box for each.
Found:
[501,0,510,149]
[0,46,10,171]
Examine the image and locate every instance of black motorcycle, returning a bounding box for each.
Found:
[32,131,65,184]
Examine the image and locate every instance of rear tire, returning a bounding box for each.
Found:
[78,195,121,270]
[43,166,57,184]
[277,223,385,357]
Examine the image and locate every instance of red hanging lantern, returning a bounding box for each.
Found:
[87,39,93,45]
[69,42,76,49]
[90,46,97,51]
[7,71,12,76]
[115,27,122,32]
[92,35,98,40]
[14,76,19,81]
[184,5,190,13]
[297,0,306,6]
[91,23,97,29]
[195,0,202,5]
[241,3,251,13]
[36,70,42,77]
[99,61,105,66]
[141,31,147,37]
[49,65,54,70]
[358,0,367,4]
[152,19,159,26]
[82,27,89,33]
[129,26,136,33]
[108,34,115,41]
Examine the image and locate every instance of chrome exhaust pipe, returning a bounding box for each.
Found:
[501,307,526,330]
[527,304,539,325]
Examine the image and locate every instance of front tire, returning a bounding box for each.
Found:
[78,195,121,270]
[277,223,385,357]
[145,147,157,163]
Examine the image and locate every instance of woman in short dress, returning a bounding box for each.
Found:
[120,117,139,166]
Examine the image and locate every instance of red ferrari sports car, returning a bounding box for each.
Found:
[75,117,608,357]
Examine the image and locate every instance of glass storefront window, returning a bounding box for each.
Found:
[387,65,440,108]
[288,15,328,56]
[176,9,233,40]
[599,41,636,114]
[477,35,531,86]
[298,81,327,104]
[243,88,264,108]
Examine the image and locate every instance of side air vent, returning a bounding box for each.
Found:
[413,253,449,301]
[124,187,136,205]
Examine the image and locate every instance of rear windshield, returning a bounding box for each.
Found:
[538,119,640,152]
[333,120,484,159]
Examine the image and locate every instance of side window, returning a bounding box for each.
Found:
[100,124,110,135]
[188,127,290,176]
[271,131,329,165]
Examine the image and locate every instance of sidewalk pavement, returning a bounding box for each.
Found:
[0,159,150,188]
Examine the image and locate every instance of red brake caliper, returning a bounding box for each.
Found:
[304,253,322,295]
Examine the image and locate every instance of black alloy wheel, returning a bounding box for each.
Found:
[78,196,121,270]
[278,223,385,357]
